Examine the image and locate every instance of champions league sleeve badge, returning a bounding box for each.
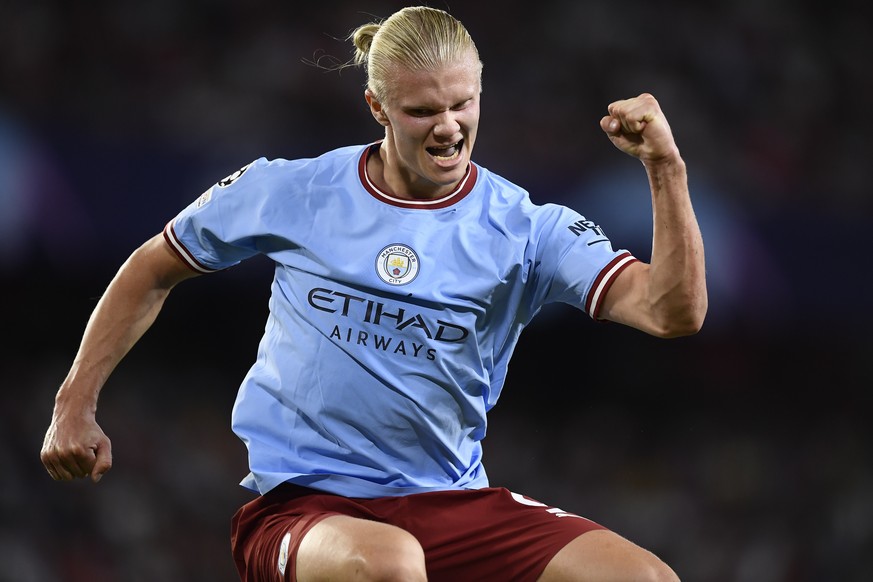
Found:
[375,243,420,285]
[217,162,252,188]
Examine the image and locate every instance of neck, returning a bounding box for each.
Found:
[368,141,458,201]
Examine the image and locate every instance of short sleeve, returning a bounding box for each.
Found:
[163,159,269,273]
[533,204,638,319]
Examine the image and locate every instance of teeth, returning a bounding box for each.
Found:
[433,149,460,161]
[430,142,461,160]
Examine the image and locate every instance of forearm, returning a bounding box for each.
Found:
[55,237,193,411]
[42,235,195,483]
[57,276,168,410]
[645,157,707,334]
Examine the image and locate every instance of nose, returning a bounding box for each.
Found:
[433,111,460,138]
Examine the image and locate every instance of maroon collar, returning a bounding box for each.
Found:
[358,142,478,209]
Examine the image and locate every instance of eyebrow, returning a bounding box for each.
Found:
[403,97,474,113]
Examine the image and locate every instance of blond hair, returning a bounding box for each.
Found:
[349,6,482,103]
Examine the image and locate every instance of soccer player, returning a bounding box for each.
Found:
[41,6,706,581]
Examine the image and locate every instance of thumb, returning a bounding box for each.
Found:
[600,115,620,134]
[90,439,113,483]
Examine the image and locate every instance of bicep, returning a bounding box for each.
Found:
[125,233,203,291]
[597,261,658,334]
[77,234,204,363]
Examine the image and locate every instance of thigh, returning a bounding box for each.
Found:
[231,485,426,582]
[538,529,679,582]
[386,488,607,582]
[232,494,340,581]
[296,515,426,581]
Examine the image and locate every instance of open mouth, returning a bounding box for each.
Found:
[426,139,464,161]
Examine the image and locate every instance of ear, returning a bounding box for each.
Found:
[365,89,390,127]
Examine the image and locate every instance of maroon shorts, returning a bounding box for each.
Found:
[231,484,606,582]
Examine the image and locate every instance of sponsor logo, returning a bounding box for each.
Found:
[375,244,420,285]
[567,217,604,237]
[307,286,470,362]
[308,287,469,344]
[567,217,609,246]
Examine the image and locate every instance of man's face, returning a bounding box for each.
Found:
[368,51,481,199]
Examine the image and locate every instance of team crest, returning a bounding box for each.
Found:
[376,243,420,285]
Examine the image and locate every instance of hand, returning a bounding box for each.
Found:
[40,407,113,483]
[600,93,680,164]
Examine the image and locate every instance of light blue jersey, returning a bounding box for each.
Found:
[164,143,637,498]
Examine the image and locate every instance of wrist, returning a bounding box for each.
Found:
[55,392,98,417]
[55,375,100,415]
[643,152,686,175]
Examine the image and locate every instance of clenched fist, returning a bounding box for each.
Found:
[600,93,680,164]
[41,404,112,484]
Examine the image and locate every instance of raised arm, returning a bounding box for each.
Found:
[597,93,707,338]
[40,233,200,483]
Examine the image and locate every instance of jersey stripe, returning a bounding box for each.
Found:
[163,220,218,273]
[585,252,638,319]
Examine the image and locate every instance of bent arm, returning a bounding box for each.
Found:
[41,233,200,482]
[601,158,707,337]
[597,94,707,338]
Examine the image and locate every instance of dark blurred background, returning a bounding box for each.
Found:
[2,1,871,580]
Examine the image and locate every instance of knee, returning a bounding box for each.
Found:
[641,556,680,582]
[540,529,680,582]
[346,530,427,582]
[600,553,679,582]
